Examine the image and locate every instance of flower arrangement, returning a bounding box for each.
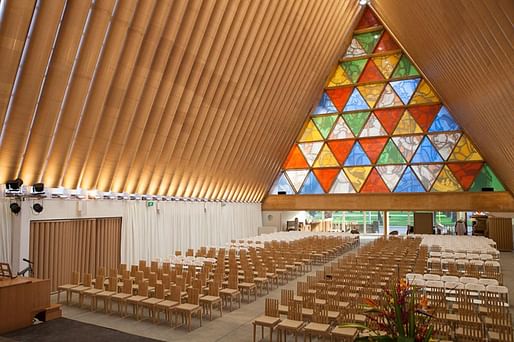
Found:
[344,278,434,342]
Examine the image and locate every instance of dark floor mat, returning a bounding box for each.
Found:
[2,318,162,342]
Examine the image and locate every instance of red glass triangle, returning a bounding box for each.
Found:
[283,145,309,169]
[313,168,340,193]
[356,7,380,30]
[327,140,355,164]
[409,105,440,131]
[374,31,400,53]
[359,137,388,163]
[373,108,404,134]
[360,168,389,192]
[326,87,353,112]
[447,162,484,190]
[358,60,385,83]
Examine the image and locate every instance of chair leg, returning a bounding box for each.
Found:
[253,323,256,342]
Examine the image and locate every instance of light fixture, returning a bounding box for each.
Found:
[6,178,23,193]
[31,183,45,194]
[359,0,370,5]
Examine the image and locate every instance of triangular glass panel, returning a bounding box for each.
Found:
[341,59,368,83]
[357,83,386,108]
[344,38,366,58]
[313,115,338,139]
[377,165,406,191]
[313,144,340,167]
[469,164,505,192]
[312,92,338,115]
[377,139,406,164]
[285,169,309,192]
[375,84,403,108]
[283,145,309,169]
[390,78,420,104]
[431,166,463,192]
[313,168,340,193]
[354,30,383,54]
[393,110,423,135]
[391,54,419,78]
[328,116,354,140]
[344,141,372,166]
[361,168,390,193]
[356,7,380,30]
[411,136,443,163]
[409,104,440,132]
[372,53,401,79]
[428,132,461,160]
[343,111,370,136]
[270,172,294,194]
[299,120,324,142]
[343,88,370,112]
[392,135,423,162]
[373,108,404,134]
[359,114,388,138]
[327,65,352,88]
[327,140,355,164]
[326,87,353,112]
[448,162,484,191]
[395,167,425,192]
[330,170,356,193]
[299,171,325,194]
[448,135,483,161]
[358,60,385,83]
[428,106,460,132]
[343,166,372,192]
[411,164,443,191]
[374,30,400,53]
[298,141,323,166]
[360,137,388,163]
[410,80,439,104]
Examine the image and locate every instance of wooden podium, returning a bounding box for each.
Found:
[0,277,51,334]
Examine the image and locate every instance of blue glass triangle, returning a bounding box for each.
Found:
[428,106,460,132]
[390,78,420,104]
[343,88,370,112]
[411,136,443,163]
[270,173,294,194]
[343,141,371,166]
[394,167,425,192]
[299,172,325,194]
[312,92,338,115]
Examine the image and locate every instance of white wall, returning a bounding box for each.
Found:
[261,210,311,231]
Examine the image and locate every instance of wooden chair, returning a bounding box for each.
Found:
[70,273,92,306]
[141,283,165,322]
[254,267,270,296]
[156,285,180,326]
[174,287,202,331]
[57,271,80,304]
[96,276,118,313]
[239,269,257,303]
[253,298,281,342]
[110,279,133,316]
[199,281,222,321]
[276,299,304,342]
[82,275,105,310]
[219,273,241,311]
[304,305,331,341]
[279,289,294,315]
[126,280,149,320]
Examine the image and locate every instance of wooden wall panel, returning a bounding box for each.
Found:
[488,217,513,251]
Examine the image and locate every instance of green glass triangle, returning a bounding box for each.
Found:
[343,111,370,136]
[377,140,406,164]
[469,164,505,192]
[341,59,367,83]
[313,115,338,139]
[392,55,419,78]
[354,30,383,54]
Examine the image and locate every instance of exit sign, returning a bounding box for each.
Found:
[147,201,155,207]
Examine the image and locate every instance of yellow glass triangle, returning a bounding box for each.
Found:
[299,120,324,142]
[327,65,352,87]
[343,166,372,192]
[372,53,401,79]
[410,80,439,104]
[313,144,340,167]
[431,166,463,192]
[357,83,386,108]
[448,135,483,161]
[393,110,423,135]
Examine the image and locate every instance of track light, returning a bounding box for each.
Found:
[32,183,45,194]
[6,178,23,192]
[33,203,44,213]
[10,202,21,214]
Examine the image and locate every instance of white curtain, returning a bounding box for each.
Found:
[0,199,12,263]
[121,201,262,265]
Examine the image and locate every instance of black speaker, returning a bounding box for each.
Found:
[10,203,21,214]
[277,191,287,195]
[481,187,494,192]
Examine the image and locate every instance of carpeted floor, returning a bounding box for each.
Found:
[2,318,162,342]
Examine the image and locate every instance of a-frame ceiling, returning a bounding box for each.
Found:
[0,0,512,202]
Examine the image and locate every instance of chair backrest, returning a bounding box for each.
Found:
[264,298,279,317]
[151,261,158,273]
[138,281,149,297]
[162,273,170,289]
[280,289,293,306]
[313,304,329,324]
[97,267,105,277]
[118,264,127,273]
[135,271,144,283]
[71,271,80,285]
[130,265,138,277]
[148,272,157,286]
[303,292,315,309]
[208,281,220,296]
[228,273,238,289]
[169,285,181,302]
[288,299,303,321]
[94,275,105,290]
[138,260,146,270]
[107,276,117,292]
[83,273,92,287]
[187,287,199,305]
[109,268,117,278]
[155,283,164,299]
[122,279,133,294]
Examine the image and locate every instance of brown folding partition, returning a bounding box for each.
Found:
[29,217,121,291]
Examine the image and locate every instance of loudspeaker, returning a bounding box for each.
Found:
[277,191,287,195]
[481,187,494,192]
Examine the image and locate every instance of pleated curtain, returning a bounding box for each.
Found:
[0,199,12,264]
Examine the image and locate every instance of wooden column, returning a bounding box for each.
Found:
[488,217,513,252]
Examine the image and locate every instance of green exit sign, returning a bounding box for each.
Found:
[147,201,155,207]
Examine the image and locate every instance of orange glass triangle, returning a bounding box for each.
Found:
[447,162,484,190]
[283,145,309,169]
[313,168,340,192]
[374,31,400,53]
[356,7,380,30]
[373,108,404,134]
[409,104,440,132]
[358,60,385,83]
[327,140,355,164]
[360,168,389,192]
[359,137,388,163]
[326,87,353,112]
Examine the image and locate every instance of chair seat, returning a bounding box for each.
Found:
[111,293,132,300]
[142,297,162,305]
[328,310,340,320]
[200,295,221,303]
[302,308,313,317]
[277,319,303,329]
[70,285,90,292]
[315,299,326,305]
[83,288,103,295]
[254,315,281,326]
[58,284,78,290]
[96,290,116,297]
[254,277,267,282]
[175,303,200,311]
[304,322,330,333]
[220,288,239,295]
[239,282,256,288]
[127,295,147,303]
[156,300,179,309]
[331,327,358,338]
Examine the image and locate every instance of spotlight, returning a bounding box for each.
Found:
[33,203,44,213]
[6,178,23,192]
[10,202,21,214]
[32,183,45,194]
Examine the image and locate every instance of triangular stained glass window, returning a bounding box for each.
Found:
[328,117,354,140]
[269,172,294,194]
[448,135,483,161]
[391,54,419,78]
[299,172,325,194]
[375,84,403,108]
[360,137,388,163]
[373,108,404,134]
[409,104,440,132]
[313,115,338,139]
[359,114,387,138]
[298,142,323,166]
[341,59,368,83]
[361,168,390,193]
[343,111,370,136]
[374,30,400,53]
[313,168,340,193]
[312,92,338,115]
[411,137,443,163]
[313,144,339,167]
[431,166,463,192]
[354,30,383,54]
[285,169,309,192]
[392,135,423,162]
[448,162,484,191]
[372,53,401,79]
[377,165,406,191]
[358,60,385,83]
[326,87,353,112]
[344,141,372,166]
[469,164,505,192]
[283,145,309,169]
[429,106,460,132]
[357,83,386,108]
[395,167,425,192]
[356,7,380,30]
[343,88,370,112]
[428,132,461,160]
[393,110,423,135]
[330,170,356,193]
[327,140,355,165]
[344,38,366,58]
[410,80,439,104]
[344,166,372,192]
[377,139,406,165]
[390,78,420,105]
[327,65,352,88]
[299,120,324,142]
[411,164,443,191]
